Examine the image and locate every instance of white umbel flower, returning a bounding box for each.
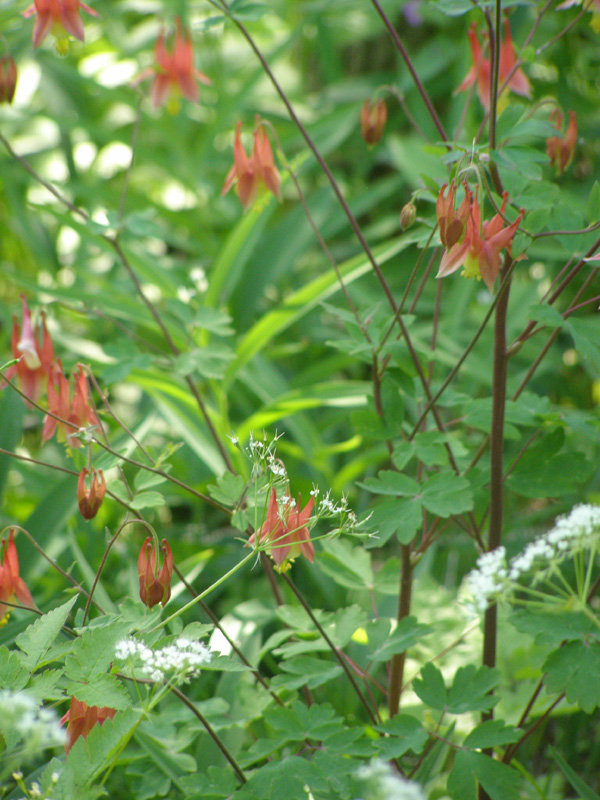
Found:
[115,636,211,682]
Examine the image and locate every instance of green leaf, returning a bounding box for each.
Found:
[264,700,341,742]
[317,539,374,590]
[357,470,419,496]
[528,303,564,329]
[368,617,432,661]
[413,663,447,710]
[0,645,29,690]
[174,345,235,380]
[65,708,143,787]
[509,609,599,645]
[550,745,600,800]
[130,491,165,510]
[207,472,246,506]
[16,597,77,672]
[375,715,428,759]
[463,720,521,749]
[446,665,500,713]
[544,641,600,713]
[66,674,132,710]
[450,751,522,800]
[413,432,449,466]
[420,471,473,517]
[65,619,131,682]
[271,656,343,691]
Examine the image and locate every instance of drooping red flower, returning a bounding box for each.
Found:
[138,537,173,608]
[42,363,99,448]
[360,98,387,145]
[248,488,314,572]
[437,190,524,290]
[77,468,106,520]
[221,120,282,211]
[456,20,531,110]
[149,18,211,109]
[436,182,472,249]
[23,0,99,50]
[1,296,55,404]
[61,698,116,753]
[0,530,36,622]
[0,57,17,104]
[546,109,577,175]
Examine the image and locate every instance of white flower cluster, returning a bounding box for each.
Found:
[0,690,66,750]
[466,505,600,613]
[115,637,211,682]
[247,432,286,479]
[354,759,425,800]
[466,546,509,612]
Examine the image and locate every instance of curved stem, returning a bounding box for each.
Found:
[368,0,449,145]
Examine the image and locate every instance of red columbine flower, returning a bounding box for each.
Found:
[77,468,106,520]
[42,363,98,448]
[1,296,55,404]
[221,120,282,211]
[0,57,17,104]
[0,530,36,623]
[61,698,116,753]
[546,109,577,175]
[436,182,472,249]
[360,98,387,145]
[23,0,99,51]
[138,537,173,608]
[437,191,524,290]
[248,488,314,573]
[456,20,531,110]
[149,18,211,110]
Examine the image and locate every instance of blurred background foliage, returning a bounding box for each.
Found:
[1,0,600,794]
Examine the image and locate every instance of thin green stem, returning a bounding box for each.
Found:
[149,551,255,633]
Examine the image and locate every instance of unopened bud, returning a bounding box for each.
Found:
[0,57,17,104]
[400,201,417,230]
[138,537,173,608]
[77,468,106,520]
[360,98,387,145]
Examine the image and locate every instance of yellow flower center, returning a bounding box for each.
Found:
[461,252,482,281]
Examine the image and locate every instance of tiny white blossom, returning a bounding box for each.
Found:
[115,637,211,683]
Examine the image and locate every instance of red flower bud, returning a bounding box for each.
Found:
[0,57,17,104]
[77,468,106,520]
[360,98,387,145]
[400,201,417,231]
[138,537,173,608]
[436,181,471,249]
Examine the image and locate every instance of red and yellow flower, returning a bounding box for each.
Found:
[1,296,55,404]
[249,488,314,572]
[0,530,35,623]
[456,20,531,110]
[222,120,282,211]
[23,0,99,51]
[437,190,524,290]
